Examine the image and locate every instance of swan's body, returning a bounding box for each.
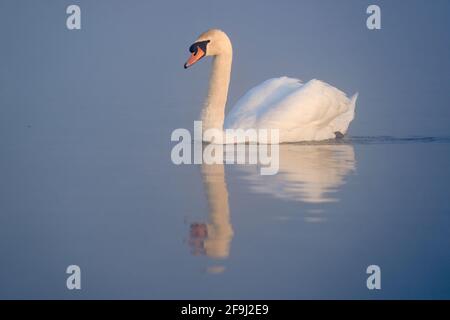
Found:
[185,29,358,143]
[225,77,357,142]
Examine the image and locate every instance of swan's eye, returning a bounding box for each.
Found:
[189,43,197,53]
[189,40,210,54]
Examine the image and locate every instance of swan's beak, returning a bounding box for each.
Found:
[184,46,205,69]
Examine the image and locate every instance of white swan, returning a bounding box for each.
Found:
[184,29,358,143]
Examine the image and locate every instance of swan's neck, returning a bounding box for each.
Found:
[201,53,232,131]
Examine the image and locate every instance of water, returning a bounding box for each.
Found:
[1,132,449,299]
[1,0,450,300]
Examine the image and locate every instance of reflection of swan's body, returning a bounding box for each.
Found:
[187,144,355,269]
[184,29,358,142]
[239,144,356,203]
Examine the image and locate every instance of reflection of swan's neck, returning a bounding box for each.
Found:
[201,53,232,131]
[202,164,233,259]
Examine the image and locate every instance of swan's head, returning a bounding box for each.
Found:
[184,29,232,69]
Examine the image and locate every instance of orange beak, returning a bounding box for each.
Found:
[184,47,205,69]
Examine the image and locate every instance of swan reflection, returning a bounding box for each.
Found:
[188,164,233,269]
[187,143,356,270]
[239,144,356,203]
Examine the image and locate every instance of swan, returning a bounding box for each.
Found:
[184,29,358,143]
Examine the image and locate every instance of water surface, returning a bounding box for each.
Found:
[1,134,449,299]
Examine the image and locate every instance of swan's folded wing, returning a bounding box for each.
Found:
[257,79,350,128]
[224,77,303,129]
[225,78,357,142]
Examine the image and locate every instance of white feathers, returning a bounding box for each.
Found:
[224,77,358,142]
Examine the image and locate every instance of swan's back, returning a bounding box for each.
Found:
[224,77,358,142]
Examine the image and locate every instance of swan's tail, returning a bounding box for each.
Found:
[331,92,358,136]
[348,92,358,119]
[351,92,358,109]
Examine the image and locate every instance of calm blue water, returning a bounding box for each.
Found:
[1,0,450,300]
[1,133,449,299]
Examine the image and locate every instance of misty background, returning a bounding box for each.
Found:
[1,0,449,140]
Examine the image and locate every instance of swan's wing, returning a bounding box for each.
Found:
[257,79,352,130]
[224,77,303,129]
[225,77,358,142]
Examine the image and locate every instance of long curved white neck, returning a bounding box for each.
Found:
[201,53,232,131]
